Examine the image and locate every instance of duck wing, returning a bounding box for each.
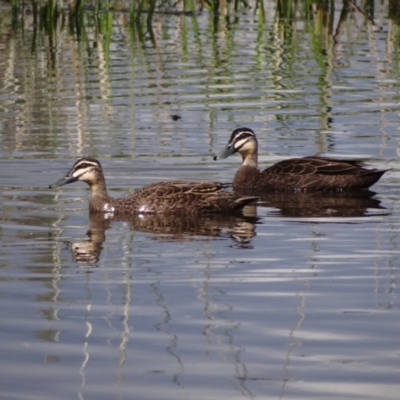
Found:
[130,181,257,213]
[137,181,231,196]
[264,156,377,176]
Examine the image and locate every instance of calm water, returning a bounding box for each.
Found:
[0,1,400,399]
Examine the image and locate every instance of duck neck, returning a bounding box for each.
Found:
[88,176,114,212]
[242,152,258,169]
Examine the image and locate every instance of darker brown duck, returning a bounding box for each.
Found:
[213,128,388,191]
[49,157,258,214]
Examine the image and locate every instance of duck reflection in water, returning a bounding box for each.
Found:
[71,210,259,264]
[70,189,385,264]
[247,189,387,218]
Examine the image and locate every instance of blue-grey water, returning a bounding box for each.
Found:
[0,1,399,399]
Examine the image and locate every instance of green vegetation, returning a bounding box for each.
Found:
[6,0,399,52]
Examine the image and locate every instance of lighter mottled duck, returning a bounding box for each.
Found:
[213,127,388,191]
[49,157,258,214]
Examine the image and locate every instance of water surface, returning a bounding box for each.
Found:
[0,1,399,399]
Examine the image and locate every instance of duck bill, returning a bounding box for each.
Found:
[213,143,236,161]
[49,174,77,189]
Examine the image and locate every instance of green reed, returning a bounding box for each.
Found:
[8,0,270,50]
[7,0,400,55]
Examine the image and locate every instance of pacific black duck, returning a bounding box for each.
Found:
[49,157,258,214]
[213,127,388,191]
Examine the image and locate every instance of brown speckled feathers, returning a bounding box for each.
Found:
[214,128,388,191]
[49,157,258,214]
